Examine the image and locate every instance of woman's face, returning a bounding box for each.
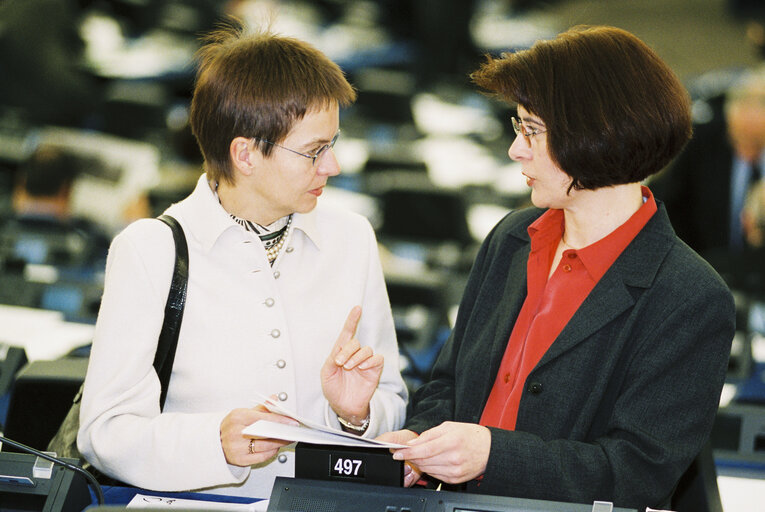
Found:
[246,104,341,223]
[508,105,574,209]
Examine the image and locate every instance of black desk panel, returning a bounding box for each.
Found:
[267,477,638,512]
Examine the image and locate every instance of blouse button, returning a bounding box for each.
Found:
[276,359,286,369]
[528,382,543,394]
[278,392,288,401]
[504,373,511,384]
[278,454,288,463]
[264,298,275,307]
[273,270,281,279]
[270,329,281,339]
[562,264,572,272]
[567,253,576,259]
[285,247,294,253]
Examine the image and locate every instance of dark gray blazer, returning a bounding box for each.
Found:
[405,202,735,511]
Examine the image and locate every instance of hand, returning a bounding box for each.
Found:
[321,306,384,424]
[378,429,421,487]
[219,405,299,466]
[390,422,491,485]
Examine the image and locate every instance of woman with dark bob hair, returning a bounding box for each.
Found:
[380,26,734,511]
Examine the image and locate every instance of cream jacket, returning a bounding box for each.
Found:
[78,174,407,498]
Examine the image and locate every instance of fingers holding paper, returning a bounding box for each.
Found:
[390,422,491,485]
[376,429,422,487]
[321,306,384,426]
[220,405,299,466]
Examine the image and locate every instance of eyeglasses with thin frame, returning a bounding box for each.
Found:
[252,130,340,166]
[511,117,547,143]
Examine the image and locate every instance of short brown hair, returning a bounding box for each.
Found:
[190,19,357,184]
[471,25,692,190]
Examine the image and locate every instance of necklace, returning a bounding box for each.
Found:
[264,215,292,264]
[213,182,293,265]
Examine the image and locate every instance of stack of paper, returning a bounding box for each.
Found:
[242,396,406,449]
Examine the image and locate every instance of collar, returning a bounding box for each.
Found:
[527,186,658,281]
[172,174,323,252]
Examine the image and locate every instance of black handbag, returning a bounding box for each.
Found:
[47,214,188,481]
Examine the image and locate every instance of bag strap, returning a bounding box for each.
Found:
[154,214,189,410]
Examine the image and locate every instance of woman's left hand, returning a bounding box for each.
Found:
[321,306,384,425]
[391,422,491,484]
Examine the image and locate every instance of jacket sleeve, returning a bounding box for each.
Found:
[77,220,244,491]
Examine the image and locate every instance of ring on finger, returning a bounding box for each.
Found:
[248,438,256,455]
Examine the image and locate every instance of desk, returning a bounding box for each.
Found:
[717,458,765,512]
[88,486,264,510]
[0,304,94,361]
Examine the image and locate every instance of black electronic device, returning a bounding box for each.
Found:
[3,358,88,451]
[267,477,639,512]
[0,451,91,512]
[0,344,27,398]
[295,443,403,487]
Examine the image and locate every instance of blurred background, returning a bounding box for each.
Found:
[1,0,765,509]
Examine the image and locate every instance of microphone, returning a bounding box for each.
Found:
[0,434,105,506]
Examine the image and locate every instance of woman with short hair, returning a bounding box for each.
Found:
[78,21,407,498]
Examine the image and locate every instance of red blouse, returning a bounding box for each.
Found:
[479,187,657,430]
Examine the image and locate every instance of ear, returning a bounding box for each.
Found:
[230,137,257,176]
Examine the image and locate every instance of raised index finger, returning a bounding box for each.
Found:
[336,305,362,347]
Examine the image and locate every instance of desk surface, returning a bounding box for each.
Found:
[0,304,94,361]
[89,486,263,507]
[716,458,765,512]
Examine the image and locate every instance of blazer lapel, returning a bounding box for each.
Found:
[537,206,675,367]
[471,217,534,410]
[492,243,530,354]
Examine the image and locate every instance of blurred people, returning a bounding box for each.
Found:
[378,26,735,512]
[0,145,110,270]
[743,179,765,247]
[653,67,765,254]
[78,20,407,498]
[0,0,104,127]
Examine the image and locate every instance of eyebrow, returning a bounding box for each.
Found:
[296,133,335,152]
[520,116,544,128]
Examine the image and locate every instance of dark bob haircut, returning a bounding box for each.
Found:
[190,18,356,184]
[471,25,692,190]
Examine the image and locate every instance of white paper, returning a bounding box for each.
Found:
[127,494,268,511]
[244,420,403,449]
[243,395,407,449]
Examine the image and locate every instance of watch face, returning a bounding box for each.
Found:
[329,453,366,480]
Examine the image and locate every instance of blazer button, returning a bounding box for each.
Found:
[527,382,543,394]
[278,454,288,463]
[270,329,281,339]
[278,392,288,401]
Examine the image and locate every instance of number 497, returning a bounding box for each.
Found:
[333,457,362,476]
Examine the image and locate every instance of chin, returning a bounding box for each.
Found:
[529,192,550,209]
[295,198,319,214]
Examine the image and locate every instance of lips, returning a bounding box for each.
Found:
[308,187,323,197]
[522,172,535,187]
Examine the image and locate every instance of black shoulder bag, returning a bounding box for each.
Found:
[47,214,188,479]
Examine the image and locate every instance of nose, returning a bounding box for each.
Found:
[316,148,341,177]
[508,133,530,162]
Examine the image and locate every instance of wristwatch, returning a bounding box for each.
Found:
[337,414,370,433]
